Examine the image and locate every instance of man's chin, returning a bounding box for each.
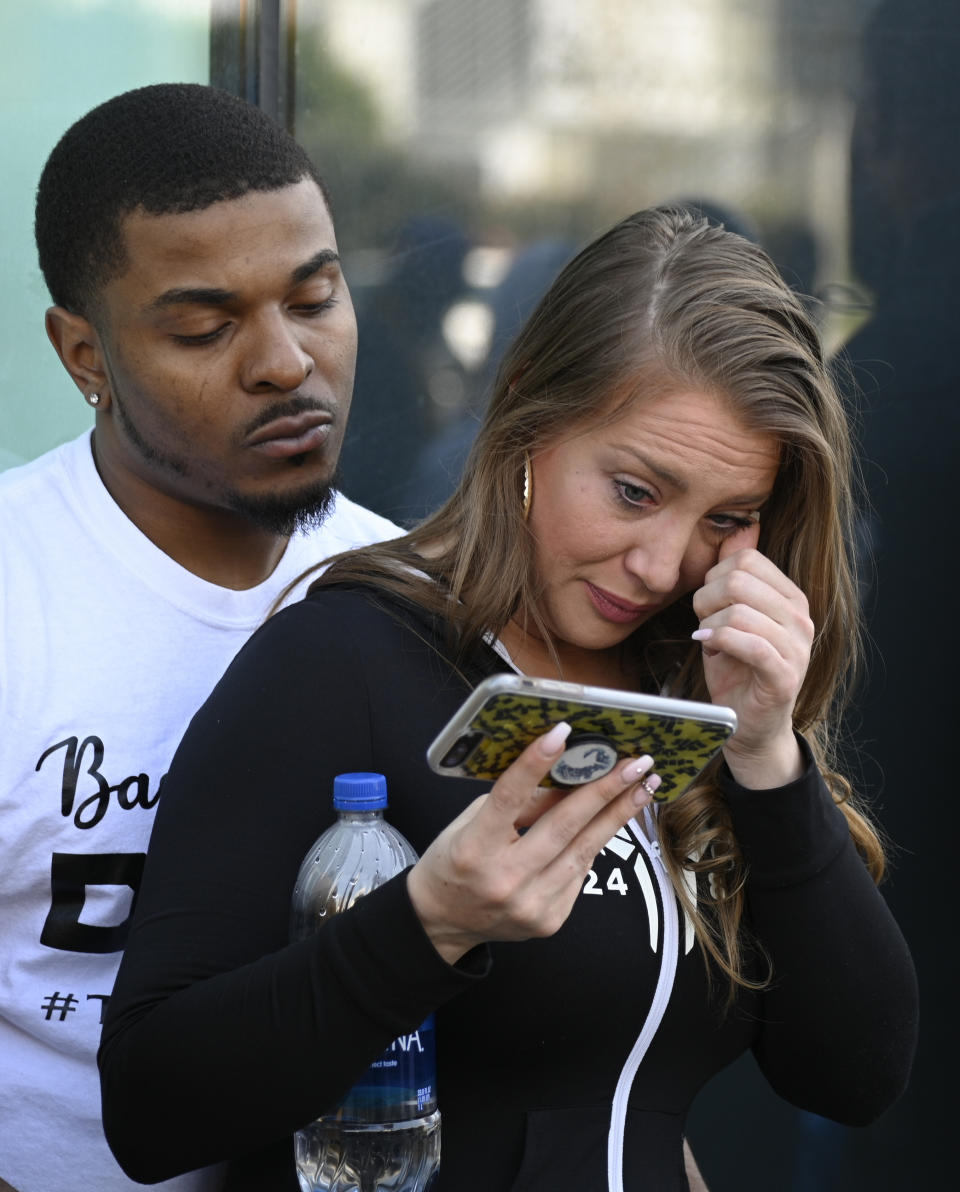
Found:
[227,480,336,537]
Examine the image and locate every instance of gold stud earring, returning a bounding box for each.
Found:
[522,452,533,520]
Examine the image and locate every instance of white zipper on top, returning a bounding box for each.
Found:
[479,641,682,1188]
[606,804,680,1192]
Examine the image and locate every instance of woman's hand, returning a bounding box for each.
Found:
[407,723,659,965]
[692,524,814,790]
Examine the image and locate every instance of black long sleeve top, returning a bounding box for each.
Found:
[99,585,917,1190]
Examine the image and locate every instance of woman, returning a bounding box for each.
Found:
[100,208,917,1190]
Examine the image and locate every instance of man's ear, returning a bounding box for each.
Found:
[45,306,109,408]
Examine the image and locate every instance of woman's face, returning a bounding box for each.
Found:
[524,387,780,668]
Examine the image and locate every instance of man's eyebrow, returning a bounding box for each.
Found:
[146,286,237,312]
[145,250,342,313]
[291,248,341,286]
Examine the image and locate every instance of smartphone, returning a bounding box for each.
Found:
[426,674,737,803]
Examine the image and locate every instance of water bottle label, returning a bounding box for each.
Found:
[336,1013,437,1123]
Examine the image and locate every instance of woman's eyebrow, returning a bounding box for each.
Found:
[619,447,772,505]
[622,448,686,491]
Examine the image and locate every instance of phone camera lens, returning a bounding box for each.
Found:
[440,733,481,768]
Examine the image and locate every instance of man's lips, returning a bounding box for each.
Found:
[585,582,661,624]
[245,411,332,458]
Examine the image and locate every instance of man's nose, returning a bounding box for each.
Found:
[240,311,314,393]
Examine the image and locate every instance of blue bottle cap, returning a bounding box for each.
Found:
[333,772,388,810]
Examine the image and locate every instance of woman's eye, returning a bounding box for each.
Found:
[708,513,756,536]
[614,479,655,507]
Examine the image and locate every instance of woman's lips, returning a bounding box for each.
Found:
[245,413,331,459]
[585,582,659,624]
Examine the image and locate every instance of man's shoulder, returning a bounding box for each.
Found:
[0,434,88,506]
[296,492,403,553]
[271,494,403,601]
[0,445,63,498]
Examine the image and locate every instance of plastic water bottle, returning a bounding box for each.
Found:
[290,772,441,1192]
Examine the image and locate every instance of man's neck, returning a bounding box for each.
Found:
[92,449,291,589]
[131,500,291,589]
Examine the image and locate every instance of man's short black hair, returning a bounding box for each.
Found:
[35,82,331,316]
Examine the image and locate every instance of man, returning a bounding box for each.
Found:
[0,83,398,1191]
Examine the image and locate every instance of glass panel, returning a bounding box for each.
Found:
[290,2,950,1188]
[292,0,875,526]
[0,0,210,470]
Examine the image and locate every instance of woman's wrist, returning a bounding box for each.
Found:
[406,865,479,967]
[721,730,805,791]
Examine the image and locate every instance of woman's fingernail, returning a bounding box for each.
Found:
[622,754,654,783]
[538,721,572,756]
[633,772,662,806]
[692,627,713,642]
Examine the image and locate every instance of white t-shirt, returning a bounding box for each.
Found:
[0,432,400,1191]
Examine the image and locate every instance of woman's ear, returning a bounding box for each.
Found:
[45,306,109,408]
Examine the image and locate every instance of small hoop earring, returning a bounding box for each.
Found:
[87,392,101,407]
[522,452,533,520]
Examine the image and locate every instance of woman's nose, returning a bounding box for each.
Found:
[622,519,692,596]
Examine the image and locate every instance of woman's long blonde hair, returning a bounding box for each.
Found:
[305,206,882,992]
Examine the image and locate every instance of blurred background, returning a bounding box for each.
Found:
[2,1,954,1185]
